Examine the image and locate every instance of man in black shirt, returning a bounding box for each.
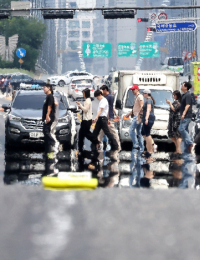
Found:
[42,84,57,153]
[178,82,193,153]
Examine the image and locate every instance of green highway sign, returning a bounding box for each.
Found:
[82,43,112,58]
[117,42,137,57]
[139,42,160,57]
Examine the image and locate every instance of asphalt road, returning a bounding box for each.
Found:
[0,85,200,259]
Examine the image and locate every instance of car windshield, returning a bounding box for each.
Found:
[12,95,67,110]
[125,89,173,109]
[77,84,92,88]
[11,75,23,80]
[72,79,92,84]
[70,73,89,77]
[168,58,184,66]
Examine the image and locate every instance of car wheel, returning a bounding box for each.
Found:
[58,80,65,87]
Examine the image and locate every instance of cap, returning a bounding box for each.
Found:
[143,89,151,94]
[130,84,139,90]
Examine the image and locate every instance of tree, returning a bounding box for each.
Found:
[0,0,20,8]
[0,17,46,71]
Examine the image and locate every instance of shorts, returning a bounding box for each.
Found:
[141,118,155,137]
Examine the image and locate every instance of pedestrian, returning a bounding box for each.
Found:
[3,76,8,95]
[178,82,193,153]
[141,89,155,158]
[42,84,58,153]
[0,76,4,94]
[98,85,121,151]
[125,84,144,152]
[6,76,12,97]
[93,90,118,151]
[166,90,182,156]
[76,88,100,154]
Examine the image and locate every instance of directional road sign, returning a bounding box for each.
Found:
[82,43,112,58]
[139,42,160,58]
[156,22,197,33]
[117,42,137,57]
[16,48,26,58]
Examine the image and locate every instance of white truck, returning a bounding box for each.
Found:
[115,70,180,144]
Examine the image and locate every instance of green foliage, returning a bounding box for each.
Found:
[0,56,13,68]
[0,17,46,71]
[0,0,19,8]
[0,68,34,78]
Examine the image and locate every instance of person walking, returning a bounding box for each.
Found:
[6,76,12,97]
[125,84,144,151]
[166,90,182,156]
[3,76,8,95]
[141,89,155,158]
[178,82,193,153]
[98,85,121,151]
[93,90,118,151]
[76,88,100,154]
[42,84,58,153]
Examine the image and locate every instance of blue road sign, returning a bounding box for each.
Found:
[16,48,26,58]
[156,22,197,33]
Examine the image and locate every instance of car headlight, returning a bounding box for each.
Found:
[10,128,20,134]
[58,116,69,123]
[122,119,132,128]
[9,114,21,122]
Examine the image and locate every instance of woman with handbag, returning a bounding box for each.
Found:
[76,88,100,154]
[141,89,155,158]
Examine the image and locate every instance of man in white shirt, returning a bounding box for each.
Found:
[93,90,118,151]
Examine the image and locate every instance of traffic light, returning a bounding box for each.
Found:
[43,10,74,19]
[0,12,9,19]
[137,18,149,22]
[103,9,135,19]
[147,27,156,32]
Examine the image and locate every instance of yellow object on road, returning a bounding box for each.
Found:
[42,176,98,190]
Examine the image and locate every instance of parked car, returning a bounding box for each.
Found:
[3,89,79,148]
[71,78,94,101]
[10,74,46,90]
[47,70,93,87]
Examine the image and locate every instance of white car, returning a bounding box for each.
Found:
[67,76,93,97]
[71,79,94,101]
[47,71,93,87]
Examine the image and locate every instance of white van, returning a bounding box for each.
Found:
[116,85,174,144]
[115,71,180,144]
